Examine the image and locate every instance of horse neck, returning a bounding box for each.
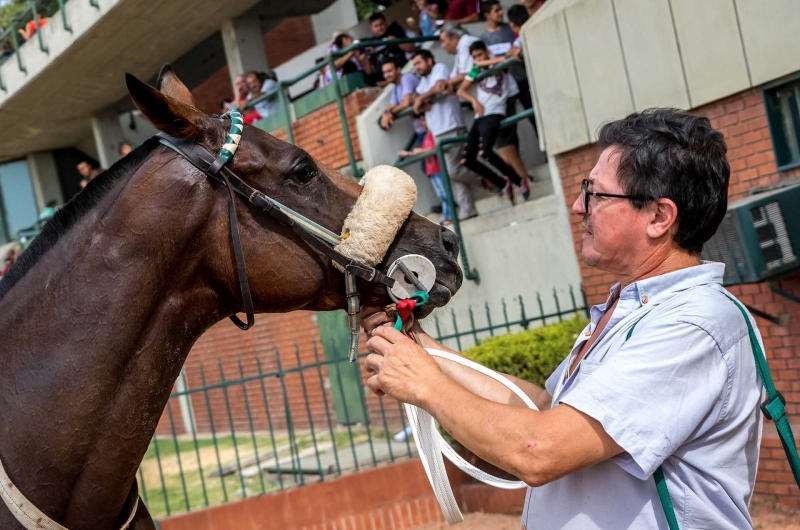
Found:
[0,153,226,528]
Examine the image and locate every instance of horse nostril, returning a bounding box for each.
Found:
[440,227,459,261]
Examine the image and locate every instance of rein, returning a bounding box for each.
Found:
[157,110,397,360]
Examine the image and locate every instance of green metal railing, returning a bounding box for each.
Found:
[243,35,440,178]
[139,287,587,519]
[0,0,84,91]
[393,57,534,283]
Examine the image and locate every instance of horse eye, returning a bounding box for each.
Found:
[291,161,317,184]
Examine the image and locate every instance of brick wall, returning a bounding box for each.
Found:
[271,87,383,170]
[191,16,317,115]
[158,458,520,530]
[555,86,800,507]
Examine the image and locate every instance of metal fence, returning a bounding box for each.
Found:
[139,287,588,519]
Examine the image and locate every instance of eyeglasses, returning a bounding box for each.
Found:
[580,179,654,213]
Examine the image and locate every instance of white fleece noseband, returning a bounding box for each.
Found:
[335,165,418,267]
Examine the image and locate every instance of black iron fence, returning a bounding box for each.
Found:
[140,287,588,519]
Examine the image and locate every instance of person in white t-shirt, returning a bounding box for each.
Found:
[457,40,530,202]
[439,24,480,93]
[412,49,478,220]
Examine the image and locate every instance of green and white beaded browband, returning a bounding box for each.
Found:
[217,110,244,163]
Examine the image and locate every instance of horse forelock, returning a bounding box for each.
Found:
[0,138,160,300]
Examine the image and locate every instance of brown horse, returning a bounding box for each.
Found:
[0,67,462,530]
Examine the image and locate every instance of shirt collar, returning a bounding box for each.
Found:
[603,261,725,309]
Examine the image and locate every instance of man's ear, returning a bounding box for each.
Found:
[647,198,679,240]
[125,67,209,139]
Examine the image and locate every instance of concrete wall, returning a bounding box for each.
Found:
[26,151,63,210]
[311,0,358,44]
[523,0,800,155]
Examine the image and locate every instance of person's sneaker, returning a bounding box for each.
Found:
[504,177,516,205]
[520,177,531,201]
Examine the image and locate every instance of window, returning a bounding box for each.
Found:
[764,77,800,171]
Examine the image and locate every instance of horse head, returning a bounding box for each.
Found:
[126,66,462,320]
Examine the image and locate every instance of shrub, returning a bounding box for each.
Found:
[462,314,589,386]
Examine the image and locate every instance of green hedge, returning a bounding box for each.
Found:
[462,314,589,386]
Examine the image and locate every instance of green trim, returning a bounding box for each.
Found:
[625,297,800,530]
[762,76,800,170]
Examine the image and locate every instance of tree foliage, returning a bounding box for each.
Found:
[0,0,60,35]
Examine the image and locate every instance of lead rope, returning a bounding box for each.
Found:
[391,306,536,525]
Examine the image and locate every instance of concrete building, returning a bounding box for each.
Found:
[0,0,356,244]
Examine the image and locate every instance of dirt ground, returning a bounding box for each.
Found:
[414,498,800,530]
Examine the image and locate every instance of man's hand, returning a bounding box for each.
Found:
[380,111,394,130]
[365,326,445,405]
[434,79,449,94]
[474,102,485,118]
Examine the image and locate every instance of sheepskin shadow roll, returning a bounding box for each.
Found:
[334,165,418,266]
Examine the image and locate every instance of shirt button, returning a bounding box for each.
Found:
[642,296,649,304]
[585,330,591,336]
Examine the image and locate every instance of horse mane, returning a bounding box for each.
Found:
[0,138,160,300]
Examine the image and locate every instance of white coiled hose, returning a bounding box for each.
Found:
[404,348,539,525]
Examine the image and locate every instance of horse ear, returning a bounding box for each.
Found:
[125,72,208,139]
[156,64,196,108]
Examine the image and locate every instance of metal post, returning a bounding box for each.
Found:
[278,82,294,144]
[57,0,72,32]
[435,141,480,282]
[30,1,47,53]
[327,55,361,178]
[10,30,25,73]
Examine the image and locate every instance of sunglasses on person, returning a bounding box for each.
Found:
[580,179,654,213]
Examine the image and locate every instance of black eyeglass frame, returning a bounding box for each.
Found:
[580,179,654,213]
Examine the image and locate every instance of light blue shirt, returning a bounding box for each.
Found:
[523,262,764,530]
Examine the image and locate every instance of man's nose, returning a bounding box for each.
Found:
[571,195,585,215]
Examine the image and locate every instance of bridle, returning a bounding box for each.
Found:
[157,110,397,360]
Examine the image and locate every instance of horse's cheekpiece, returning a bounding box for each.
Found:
[156,110,433,362]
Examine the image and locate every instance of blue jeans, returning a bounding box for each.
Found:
[428,173,451,222]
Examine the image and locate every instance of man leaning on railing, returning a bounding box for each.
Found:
[412,49,478,221]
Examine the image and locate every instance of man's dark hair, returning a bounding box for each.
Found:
[381,57,402,70]
[334,33,352,49]
[369,12,386,23]
[469,40,487,54]
[508,4,530,27]
[412,49,435,63]
[481,0,500,15]
[597,108,730,254]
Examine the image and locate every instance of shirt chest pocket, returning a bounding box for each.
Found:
[577,358,603,378]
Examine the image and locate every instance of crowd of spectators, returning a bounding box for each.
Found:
[224,70,281,125]
[378,0,542,223]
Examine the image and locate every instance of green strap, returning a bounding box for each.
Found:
[625,298,800,530]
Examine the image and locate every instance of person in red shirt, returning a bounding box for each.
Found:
[18,17,49,41]
[445,0,481,24]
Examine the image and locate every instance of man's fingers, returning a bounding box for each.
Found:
[363,353,384,374]
[366,334,392,355]
[371,325,409,344]
[366,375,385,396]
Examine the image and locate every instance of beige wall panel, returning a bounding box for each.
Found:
[524,11,590,155]
[670,0,750,107]
[735,0,800,86]
[614,0,690,110]
[565,0,634,141]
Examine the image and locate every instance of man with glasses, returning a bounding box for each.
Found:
[360,108,768,529]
